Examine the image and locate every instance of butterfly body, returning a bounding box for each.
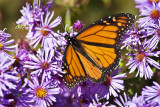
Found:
[65,35,78,46]
[62,13,135,88]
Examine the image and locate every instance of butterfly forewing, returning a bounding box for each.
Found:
[77,13,135,44]
[76,13,135,70]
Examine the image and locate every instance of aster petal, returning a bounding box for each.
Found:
[147,57,160,69]
[47,88,60,94]
[25,78,35,89]
[3,39,14,45]
[48,95,56,102]
[110,86,118,97]
[112,73,126,78]
[47,11,54,25]
[33,76,39,87]
[129,61,139,73]
[45,48,49,62]
[126,58,136,66]
[45,11,51,25]
[33,37,42,49]
[48,49,54,62]
[30,69,41,75]
[112,82,124,90]
[153,81,160,88]
[49,16,62,28]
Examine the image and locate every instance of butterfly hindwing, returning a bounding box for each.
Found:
[62,45,87,88]
[75,50,106,83]
[63,45,106,88]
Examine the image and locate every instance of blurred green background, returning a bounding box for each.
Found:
[0,0,139,39]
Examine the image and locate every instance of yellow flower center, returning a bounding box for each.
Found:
[35,87,47,99]
[40,27,50,36]
[0,43,3,50]
[41,62,50,70]
[149,0,159,3]
[136,52,145,62]
[151,10,160,19]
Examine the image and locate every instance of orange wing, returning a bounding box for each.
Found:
[76,13,135,71]
[63,45,105,88]
[62,45,87,88]
[77,13,135,44]
[62,13,135,88]
[76,50,106,83]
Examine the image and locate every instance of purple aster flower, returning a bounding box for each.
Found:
[16,2,43,30]
[130,94,150,107]
[122,22,143,49]
[114,92,132,107]
[135,0,160,9]
[24,48,63,78]
[1,81,32,107]
[34,0,54,13]
[73,20,84,32]
[145,20,160,49]
[0,29,11,42]
[89,94,109,107]
[142,81,160,105]
[7,47,29,78]
[138,2,160,27]
[0,59,19,97]
[17,0,54,30]
[90,66,126,99]
[0,38,17,59]
[26,11,62,48]
[24,76,60,107]
[126,41,160,79]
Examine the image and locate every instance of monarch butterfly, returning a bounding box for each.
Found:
[62,13,135,88]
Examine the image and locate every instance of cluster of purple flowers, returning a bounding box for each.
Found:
[0,0,159,106]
